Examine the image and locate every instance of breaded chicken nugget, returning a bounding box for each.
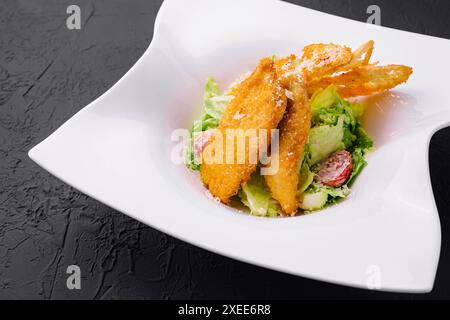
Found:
[200,58,287,203]
[264,79,311,215]
[306,64,413,98]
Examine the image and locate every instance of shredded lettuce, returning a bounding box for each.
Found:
[238,173,281,217]
[186,77,229,170]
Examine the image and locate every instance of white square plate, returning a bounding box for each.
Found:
[29,0,450,292]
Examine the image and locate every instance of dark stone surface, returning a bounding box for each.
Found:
[0,0,449,299]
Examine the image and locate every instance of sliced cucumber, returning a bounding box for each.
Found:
[299,191,328,211]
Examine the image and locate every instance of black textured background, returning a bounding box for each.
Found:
[1,0,450,300]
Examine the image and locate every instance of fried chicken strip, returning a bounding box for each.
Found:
[200,58,287,203]
[264,78,311,215]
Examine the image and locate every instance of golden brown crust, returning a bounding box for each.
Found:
[264,79,311,215]
[273,54,297,77]
[306,64,413,98]
[200,58,287,203]
[299,43,353,82]
[273,44,353,84]
[333,40,374,74]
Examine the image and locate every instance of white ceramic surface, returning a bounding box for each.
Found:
[29,0,450,292]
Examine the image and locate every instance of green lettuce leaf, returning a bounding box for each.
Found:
[347,148,366,187]
[354,126,374,151]
[298,161,314,194]
[342,127,357,149]
[203,77,232,119]
[308,117,345,166]
[311,85,362,129]
[238,173,281,217]
[300,182,350,211]
[310,85,341,116]
[346,126,374,186]
[185,77,230,170]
